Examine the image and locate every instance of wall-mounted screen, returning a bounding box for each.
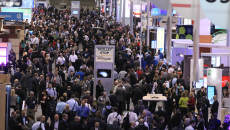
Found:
[72,11,78,14]
[97,69,111,78]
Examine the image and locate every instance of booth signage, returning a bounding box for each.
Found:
[0,0,22,7]
[159,16,179,28]
[95,47,114,62]
[157,27,164,52]
[0,12,23,21]
[200,0,230,29]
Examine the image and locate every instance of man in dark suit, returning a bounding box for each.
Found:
[16,110,28,128]
[64,86,74,100]
[176,74,186,87]
[197,92,210,129]
[19,70,27,95]
[211,95,219,115]
[166,93,174,128]
[109,90,118,107]
[208,113,221,130]
[69,116,82,130]
[132,85,142,107]
[30,74,39,98]
[197,86,206,100]
[20,60,28,72]
[96,80,104,99]
[58,67,65,82]
[116,55,124,72]
[38,75,46,102]
[43,60,51,80]
[100,116,107,130]
[15,85,26,114]
[8,111,22,130]
[59,113,69,130]
[50,114,59,130]
[41,115,50,130]
[115,84,126,115]
[66,72,76,86]
[155,106,167,127]
[90,122,103,130]
[71,80,82,99]
[15,68,22,80]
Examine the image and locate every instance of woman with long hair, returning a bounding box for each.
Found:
[10,89,18,111]
[179,92,189,117]
[41,90,49,116]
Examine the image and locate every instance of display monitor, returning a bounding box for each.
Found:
[192,79,204,89]
[29,31,33,35]
[192,81,198,89]
[207,86,215,104]
[198,79,204,89]
[97,69,111,78]
[72,11,78,14]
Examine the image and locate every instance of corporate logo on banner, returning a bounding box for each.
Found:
[0,0,22,7]
[96,47,114,62]
[0,12,23,21]
[208,70,212,76]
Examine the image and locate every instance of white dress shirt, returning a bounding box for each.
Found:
[168,68,174,74]
[107,112,122,124]
[32,121,45,130]
[31,37,39,45]
[69,54,78,62]
[56,57,65,65]
[123,112,138,123]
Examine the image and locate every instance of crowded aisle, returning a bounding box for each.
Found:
[6,5,229,130]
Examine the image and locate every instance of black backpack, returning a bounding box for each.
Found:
[198,97,206,110]
[37,123,42,130]
[105,107,113,123]
[121,112,130,129]
[48,102,56,115]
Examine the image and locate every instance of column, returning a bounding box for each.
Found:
[122,0,125,26]
[166,5,172,62]
[147,0,150,46]
[139,1,142,69]
[227,30,230,47]
[109,0,112,16]
[104,0,106,19]
[130,0,133,34]
[119,0,122,23]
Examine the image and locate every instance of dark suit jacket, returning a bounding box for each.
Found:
[15,89,26,102]
[211,100,219,114]
[135,124,148,130]
[44,122,50,130]
[131,88,142,103]
[71,84,82,99]
[59,86,67,98]
[16,116,29,126]
[172,127,183,130]
[15,72,22,81]
[59,119,69,130]
[31,77,39,91]
[8,117,21,130]
[156,123,165,130]
[65,90,74,100]
[176,78,185,87]
[96,84,104,99]
[166,97,174,111]
[109,94,118,107]
[209,118,221,130]
[115,87,126,102]
[50,120,59,130]
[69,121,82,130]
[58,70,65,82]
[195,121,204,130]
[90,127,103,130]
[106,124,121,130]
[155,110,167,125]
[99,121,107,130]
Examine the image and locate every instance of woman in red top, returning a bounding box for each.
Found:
[136,67,143,79]
[187,92,195,112]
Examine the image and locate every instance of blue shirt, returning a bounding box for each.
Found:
[32,121,45,130]
[77,106,90,117]
[158,52,163,59]
[56,102,67,114]
[102,105,112,116]
[67,99,78,111]
[46,88,57,99]
[75,71,85,81]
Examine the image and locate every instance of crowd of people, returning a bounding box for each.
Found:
[6,4,230,130]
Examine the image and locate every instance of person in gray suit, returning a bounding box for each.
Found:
[82,77,91,92]
[97,92,110,112]
[115,83,126,115]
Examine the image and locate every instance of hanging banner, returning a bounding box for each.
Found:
[150,0,171,10]
[157,27,165,52]
[200,0,230,29]
[0,0,22,7]
[159,16,179,28]
[95,47,114,62]
[170,0,205,20]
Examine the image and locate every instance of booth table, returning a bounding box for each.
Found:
[143,94,167,110]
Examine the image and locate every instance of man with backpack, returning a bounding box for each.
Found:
[46,83,57,99]
[197,92,210,129]
[122,108,138,130]
[102,101,113,123]
[48,96,57,122]
[32,116,45,130]
[107,107,122,125]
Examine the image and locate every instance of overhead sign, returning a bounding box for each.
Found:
[95,47,114,62]
[1,8,32,23]
[157,27,165,52]
[0,0,22,7]
[200,0,230,29]
[159,16,179,28]
[170,0,205,20]
[0,12,23,21]
[151,0,171,10]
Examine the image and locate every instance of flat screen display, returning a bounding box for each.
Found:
[198,79,204,89]
[192,79,204,89]
[207,86,215,104]
[97,69,111,78]
[72,11,78,14]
